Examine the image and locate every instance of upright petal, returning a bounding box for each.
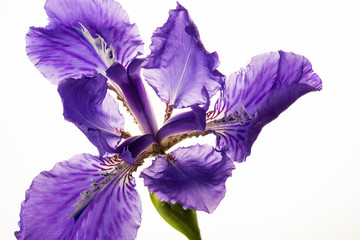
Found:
[143,3,224,108]
[58,73,124,155]
[27,0,143,84]
[140,145,235,213]
[15,154,142,240]
[106,59,158,135]
[207,51,322,162]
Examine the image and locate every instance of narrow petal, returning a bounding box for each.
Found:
[58,73,124,155]
[143,3,224,108]
[27,0,143,84]
[207,51,322,162]
[15,154,142,240]
[115,134,157,166]
[140,144,235,213]
[106,59,158,135]
[156,105,207,149]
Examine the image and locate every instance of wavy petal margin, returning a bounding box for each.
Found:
[27,0,143,84]
[15,154,141,240]
[143,3,224,108]
[207,51,322,162]
[140,144,235,213]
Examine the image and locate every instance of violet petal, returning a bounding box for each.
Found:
[140,144,235,213]
[207,51,322,162]
[106,59,158,135]
[27,0,143,84]
[143,3,224,108]
[156,105,206,144]
[58,73,124,156]
[115,134,157,166]
[15,154,142,240]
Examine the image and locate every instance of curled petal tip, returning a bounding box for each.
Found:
[208,51,322,162]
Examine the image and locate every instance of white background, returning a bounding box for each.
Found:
[1,0,360,239]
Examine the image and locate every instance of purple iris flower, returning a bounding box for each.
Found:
[16,0,322,239]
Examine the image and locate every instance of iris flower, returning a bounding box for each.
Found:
[16,0,322,239]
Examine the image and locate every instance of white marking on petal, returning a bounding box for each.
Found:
[69,158,133,220]
[76,23,115,68]
[170,45,193,106]
[207,102,257,129]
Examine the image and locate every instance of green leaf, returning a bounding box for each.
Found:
[149,191,202,240]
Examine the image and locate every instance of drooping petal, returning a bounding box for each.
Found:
[26,24,108,84]
[58,73,124,155]
[207,51,322,162]
[140,144,235,213]
[106,59,158,135]
[143,3,224,108]
[27,0,143,84]
[44,0,144,63]
[66,162,141,240]
[15,154,142,240]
